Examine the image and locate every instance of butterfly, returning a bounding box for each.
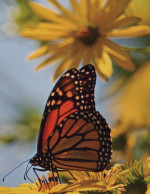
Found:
[27,64,112,182]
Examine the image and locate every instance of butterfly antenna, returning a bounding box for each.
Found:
[2,159,30,182]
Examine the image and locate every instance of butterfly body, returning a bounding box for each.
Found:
[29,64,112,175]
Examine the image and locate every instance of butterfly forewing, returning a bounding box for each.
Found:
[79,64,96,111]
[38,68,81,152]
[38,65,96,152]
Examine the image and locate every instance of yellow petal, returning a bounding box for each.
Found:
[21,27,69,40]
[147,157,150,169]
[69,0,81,15]
[110,53,135,72]
[99,0,130,27]
[71,171,89,181]
[35,54,61,71]
[82,46,108,81]
[79,0,90,21]
[29,1,75,27]
[49,0,80,23]
[92,58,108,81]
[82,47,92,66]
[100,38,135,71]
[107,25,150,37]
[68,45,83,69]
[49,183,69,193]
[27,45,50,60]
[28,38,74,60]
[94,55,112,77]
[35,39,75,70]
[38,22,76,31]
[104,16,141,32]
[89,172,99,181]
[29,1,59,22]
[0,185,40,194]
[146,187,150,194]
[94,44,113,76]
[52,56,73,81]
[99,51,113,76]
[88,0,103,23]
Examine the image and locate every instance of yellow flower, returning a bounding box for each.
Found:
[111,62,150,137]
[0,172,68,194]
[0,166,125,193]
[21,0,150,81]
[1,164,150,193]
[147,157,150,169]
[126,0,150,25]
[57,165,125,193]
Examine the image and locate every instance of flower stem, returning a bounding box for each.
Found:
[123,46,150,53]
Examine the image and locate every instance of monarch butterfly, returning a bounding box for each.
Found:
[26,64,112,181]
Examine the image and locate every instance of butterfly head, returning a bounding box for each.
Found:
[29,153,51,170]
[29,154,40,166]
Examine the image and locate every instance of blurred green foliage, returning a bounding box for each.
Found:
[0,106,41,144]
[14,0,43,30]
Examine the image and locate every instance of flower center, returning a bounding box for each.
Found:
[75,26,99,46]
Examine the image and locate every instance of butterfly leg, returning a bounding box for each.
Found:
[24,165,34,183]
[57,169,77,181]
[55,170,61,183]
[52,167,61,183]
[33,167,47,191]
[68,170,77,181]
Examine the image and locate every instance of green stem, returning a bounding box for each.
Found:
[123,46,150,53]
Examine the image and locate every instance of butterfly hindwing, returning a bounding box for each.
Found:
[43,110,112,172]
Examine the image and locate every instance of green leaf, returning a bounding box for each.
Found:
[144,176,150,184]
[125,178,147,194]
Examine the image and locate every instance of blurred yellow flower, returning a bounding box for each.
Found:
[147,157,150,169]
[111,62,150,137]
[126,0,150,25]
[21,0,150,81]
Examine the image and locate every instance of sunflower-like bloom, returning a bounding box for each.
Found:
[0,166,124,193]
[0,172,67,194]
[1,162,150,193]
[21,0,150,81]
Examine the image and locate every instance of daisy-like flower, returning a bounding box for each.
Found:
[0,168,124,193]
[65,165,125,193]
[1,163,150,193]
[21,0,150,81]
[0,172,68,194]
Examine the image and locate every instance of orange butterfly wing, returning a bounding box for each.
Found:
[43,111,112,171]
[38,64,96,153]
